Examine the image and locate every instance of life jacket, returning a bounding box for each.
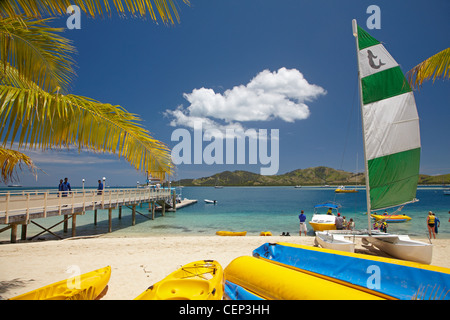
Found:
[428,215,435,224]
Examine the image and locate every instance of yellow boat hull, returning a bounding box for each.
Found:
[135,260,224,300]
[260,231,272,236]
[216,231,247,236]
[10,266,111,300]
[371,214,412,222]
[309,222,336,232]
[335,189,358,193]
[225,256,383,300]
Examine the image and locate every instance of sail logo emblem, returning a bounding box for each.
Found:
[367,50,386,69]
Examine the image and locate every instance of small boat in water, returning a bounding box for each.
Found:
[10,266,111,300]
[204,199,217,204]
[135,260,224,300]
[335,185,358,193]
[308,202,341,232]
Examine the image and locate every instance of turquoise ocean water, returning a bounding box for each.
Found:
[1,186,449,241]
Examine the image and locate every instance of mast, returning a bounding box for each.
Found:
[352,19,372,234]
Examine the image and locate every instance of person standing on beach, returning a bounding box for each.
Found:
[347,218,355,230]
[62,177,71,197]
[298,210,307,236]
[427,211,436,239]
[434,213,440,235]
[97,179,104,195]
[335,213,344,230]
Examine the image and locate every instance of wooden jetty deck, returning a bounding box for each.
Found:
[0,188,188,243]
[155,198,198,212]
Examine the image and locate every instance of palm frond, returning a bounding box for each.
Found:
[0,146,36,183]
[0,84,173,180]
[0,0,191,25]
[0,16,76,94]
[406,47,450,89]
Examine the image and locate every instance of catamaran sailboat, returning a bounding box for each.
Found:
[315,20,432,265]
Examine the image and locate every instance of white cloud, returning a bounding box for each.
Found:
[165,67,326,131]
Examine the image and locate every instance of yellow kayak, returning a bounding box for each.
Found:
[225,256,384,300]
[371,214,412,223]
[216,231,247,236]
[135,260,224,300]
[260,231,272,236]
[10,266,111,300]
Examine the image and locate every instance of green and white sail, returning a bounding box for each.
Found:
[353,21,421,211]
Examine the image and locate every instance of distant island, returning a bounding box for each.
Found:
[173,166,450,187]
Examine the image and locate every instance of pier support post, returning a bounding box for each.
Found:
[151,201,155,220]
[10,224,17,243]
[72,214,77,237]
[108,208,113,233]
[132,205,136,226]
[118,206,122,219]
[94,209,97,225]
[162,201,165,216]
[172,191,176,212]
[63,215,68,233]
[21,224,27,240]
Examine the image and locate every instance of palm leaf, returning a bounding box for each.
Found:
[0,146,36,183]
[0,0,190,25]
[0,16,76,94]
[406,47,450,89]
[0,83,173,180]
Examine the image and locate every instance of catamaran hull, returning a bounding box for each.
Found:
[315,231,355,252]
[363,236,433,265]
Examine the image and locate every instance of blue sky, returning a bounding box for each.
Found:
[12,0,450,187]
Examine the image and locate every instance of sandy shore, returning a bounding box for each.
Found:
[0,235,449,300]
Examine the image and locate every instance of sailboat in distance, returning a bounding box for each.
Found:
[315,20,432,265]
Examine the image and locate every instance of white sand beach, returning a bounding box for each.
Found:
[0,235,449,300]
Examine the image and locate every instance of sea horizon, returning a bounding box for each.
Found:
[1,186,448,241]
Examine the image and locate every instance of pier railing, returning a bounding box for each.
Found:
[0,188,173,224]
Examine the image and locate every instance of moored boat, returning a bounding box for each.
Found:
[135,260,223,300]
[204,199,217,204]
[315,20,431,264]
[335,185,358,193]
[308,202,341,232]
[10,266,111,300]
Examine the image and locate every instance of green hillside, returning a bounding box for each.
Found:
[175,167,450,187]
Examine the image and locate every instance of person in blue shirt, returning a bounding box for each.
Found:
[434,213,440,234]
[298,210,307,236]
[62,177,71,197]
[97,179,104,195]
[58,179,64,197]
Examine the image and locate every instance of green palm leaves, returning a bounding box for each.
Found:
[0,1,185,183]
[0,0,190,24]
[407,48,450,89]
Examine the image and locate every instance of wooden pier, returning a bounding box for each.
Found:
[0,187,182,243]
